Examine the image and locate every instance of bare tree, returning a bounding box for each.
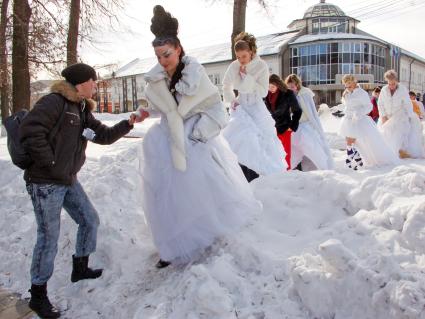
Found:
[67,0,80,65]
[66,0,124,66]
[230,0,269,60]
[29,0,68,74]
[0,0,10,123]
[231,0,247,60]
[12,0,31,112]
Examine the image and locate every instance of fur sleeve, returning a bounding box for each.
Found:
[190,101,229,142]
[377,88,387,117]
[239,59,269,98]
[222,62,237,103]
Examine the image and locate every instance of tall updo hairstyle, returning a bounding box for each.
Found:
[150,5,185,93]
[234,32,257,55]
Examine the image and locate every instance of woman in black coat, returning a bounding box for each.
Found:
[264,74,302,169]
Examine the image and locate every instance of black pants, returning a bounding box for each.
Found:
[239,164,259,183]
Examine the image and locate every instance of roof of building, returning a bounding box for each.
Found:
[303,1,346,18]
[401,48,425,65]
[112,30,300,78]
[290,32,387,46]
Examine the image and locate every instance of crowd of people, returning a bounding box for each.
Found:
[12,5,425,318]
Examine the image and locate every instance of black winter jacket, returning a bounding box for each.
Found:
[264,89,302,134]
[19,81,133,185]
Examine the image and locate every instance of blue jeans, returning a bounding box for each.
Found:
[26,181,100,285]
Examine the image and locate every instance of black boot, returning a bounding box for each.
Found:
[155,259,171,269]
[239,164,259,182]
[71,255,103,283]
[28,283,61,318]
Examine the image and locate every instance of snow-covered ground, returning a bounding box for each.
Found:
[1,110,425,319]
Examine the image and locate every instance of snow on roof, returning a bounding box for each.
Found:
[112,31,299,78]
[113,57,157,78]
[290,32,387,45]
[400,48,425,65]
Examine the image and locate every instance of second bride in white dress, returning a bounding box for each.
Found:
[221,32,287,181]
[339,74,399,169]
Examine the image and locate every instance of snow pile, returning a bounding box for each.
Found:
[0,112,424,319]
[289,165,425,319]
[318,103,345,150]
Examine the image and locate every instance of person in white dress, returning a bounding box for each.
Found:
[284,74,334,171]
[137,6,262,268]
[339,74,399,169]
[378,70,424,159]
[221,32,287,182]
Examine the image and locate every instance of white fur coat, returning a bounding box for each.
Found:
[378,84,415,119]
[222,55,269,103]
[144,56,228,171]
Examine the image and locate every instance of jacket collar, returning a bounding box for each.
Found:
[145,56,201,96]
[50,80,96,111]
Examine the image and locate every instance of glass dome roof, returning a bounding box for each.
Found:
[303,1,346,18]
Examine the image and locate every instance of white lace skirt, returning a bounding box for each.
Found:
[139,116,262,263]
[221,94,287,175]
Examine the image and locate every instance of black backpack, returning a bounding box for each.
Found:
[4,99,68,169]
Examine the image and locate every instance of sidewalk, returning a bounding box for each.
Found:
[0,288,33,319]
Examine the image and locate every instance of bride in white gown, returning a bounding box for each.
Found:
[377,69,424,159]
[339,74,399,169]
[221,32,287,181]
[137,6,261,268]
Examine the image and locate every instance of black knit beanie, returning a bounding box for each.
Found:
[61,63,97,86]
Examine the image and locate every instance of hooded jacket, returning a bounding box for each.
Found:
[19,80,133,185]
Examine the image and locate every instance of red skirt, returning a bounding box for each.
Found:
[277,130,292,170]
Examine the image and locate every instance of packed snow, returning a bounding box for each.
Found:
[1,109,425,319]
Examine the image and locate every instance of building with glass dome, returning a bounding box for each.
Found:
[100,0,425,112]
[282,0,413,104]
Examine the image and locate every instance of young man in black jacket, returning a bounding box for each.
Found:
[19,63,138,318]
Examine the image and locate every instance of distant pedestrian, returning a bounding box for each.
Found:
[409,91,424,120]
[368,86,381,122]
[378,70,424,158]
[285,74,334,171]
[339,74,399,169]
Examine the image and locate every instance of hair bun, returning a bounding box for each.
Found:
[234,32,257,54]
[150,5,179,38]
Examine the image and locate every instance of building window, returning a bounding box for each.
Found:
[312,17,349,34]
[290,40,386,85]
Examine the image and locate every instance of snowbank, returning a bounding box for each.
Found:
[0,112,424,319]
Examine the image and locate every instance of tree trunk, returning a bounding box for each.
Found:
[67,0,81,66]
[12,0,31,113]
[231,0,247,61]
[0,0,10,124]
